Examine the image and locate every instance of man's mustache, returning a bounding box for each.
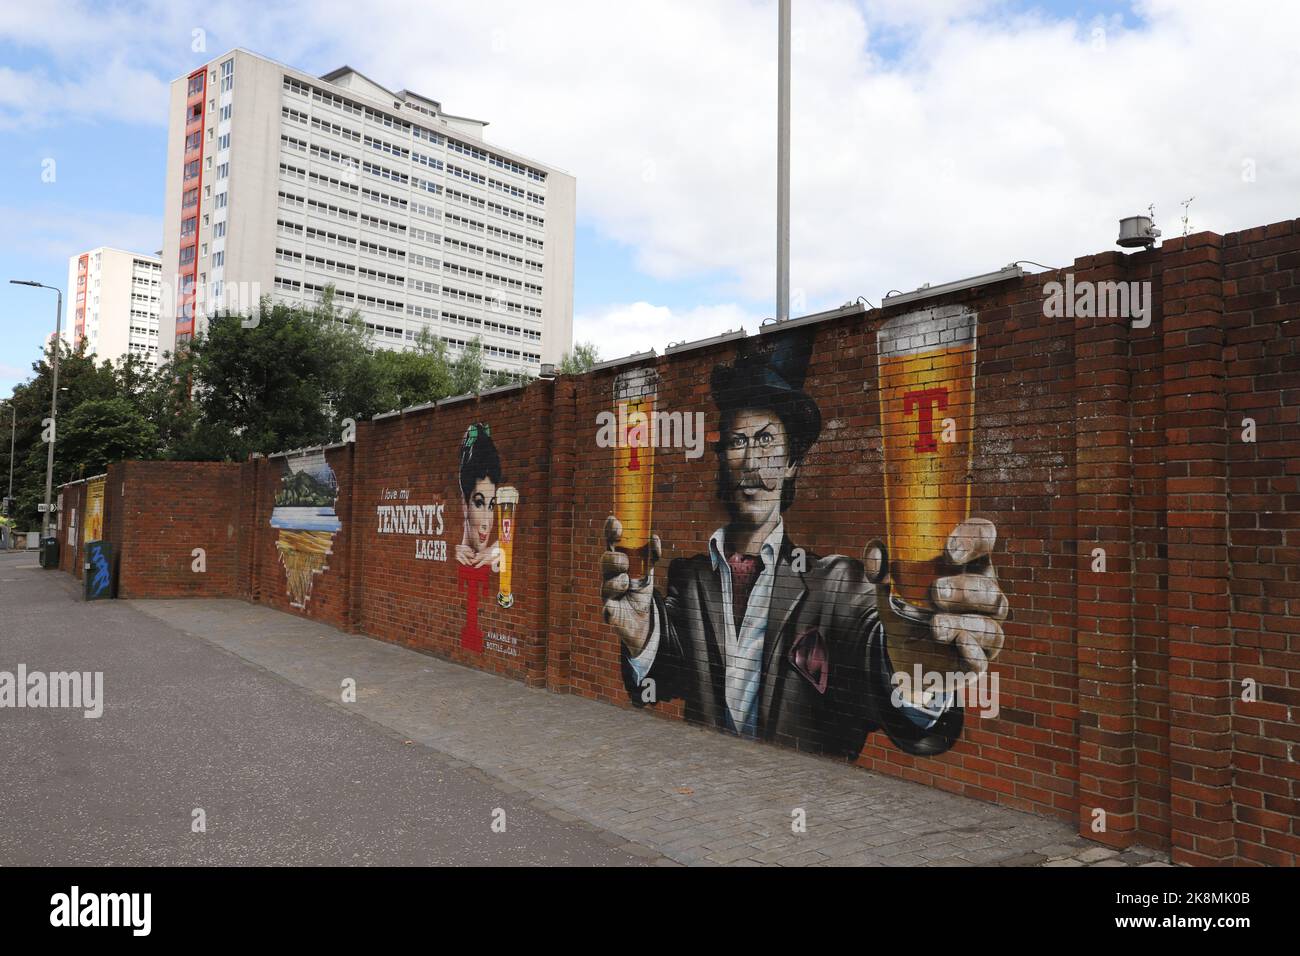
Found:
[734,474,779,492]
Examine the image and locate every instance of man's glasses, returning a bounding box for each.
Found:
[721,431,779,453]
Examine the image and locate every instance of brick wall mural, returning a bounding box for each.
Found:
[453,422,522,652]
[599,320,1005,760]
[270,450,342,609]
[56,221,1300,866]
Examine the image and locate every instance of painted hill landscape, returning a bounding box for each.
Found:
[274,470,337,508]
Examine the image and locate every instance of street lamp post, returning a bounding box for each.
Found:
[9,280,64,538]
[2,400,13,504]
[0,400,11,549]
[776,0,791,323]
[0,399,12,527]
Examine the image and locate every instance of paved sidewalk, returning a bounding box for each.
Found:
[129,596,1171,867]
[0,553,641,866]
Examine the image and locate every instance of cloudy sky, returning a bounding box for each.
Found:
[1,0,1297,392]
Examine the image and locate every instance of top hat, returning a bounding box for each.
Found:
[710,327,822,457]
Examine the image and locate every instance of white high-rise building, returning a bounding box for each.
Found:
[65,247,164,368]
[160,49,576,378]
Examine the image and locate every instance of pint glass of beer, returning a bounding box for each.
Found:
[612,368,658,588]
[495,485,519,608]
[877,304,977,623]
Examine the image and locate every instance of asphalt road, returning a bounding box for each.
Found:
[0,550,642,866]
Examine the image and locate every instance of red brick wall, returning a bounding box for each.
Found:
[558,271,1096,818]
[56,480,86,578]
[1222,221,1300,866]
[106,460,247,598]
[247,446,355,630]
[58,217,1299,865]
[352,384,554,686]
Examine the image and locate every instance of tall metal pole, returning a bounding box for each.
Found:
[44,289,62,538]
[7,403,14,502]
[777,0,791,323]
[10,280,63,538]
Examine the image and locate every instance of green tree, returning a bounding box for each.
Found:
[171,294,498,453]
[57,398,160,481]
[152,369,202,458]
[482,368,523,389]
[184,296,373,458]
[1,294,539,527]
[1,338,132,528]
[371,330,454,409]
[559,341,601,374]
[450,338,485,396]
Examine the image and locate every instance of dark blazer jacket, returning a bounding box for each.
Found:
[621,534,962,759]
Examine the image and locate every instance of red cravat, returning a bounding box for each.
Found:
[726,553,760,629]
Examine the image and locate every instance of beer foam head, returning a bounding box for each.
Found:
[614,367,659,402]
[496,485,519,507]
[878,304,976,358]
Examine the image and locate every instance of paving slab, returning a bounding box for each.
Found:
[0,553,645,866]
[1,549,1174,867]
[124,594,1174,866]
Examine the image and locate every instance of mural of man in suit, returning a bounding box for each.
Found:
[601,331,1007,758]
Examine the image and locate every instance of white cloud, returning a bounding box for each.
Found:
[0,1,326,129]
[0,206,162,260]
[574,302,762,361]
[4,0,1299,362]
[291,0,1300,312]
[0,1,191,129]
[0,60,169,130]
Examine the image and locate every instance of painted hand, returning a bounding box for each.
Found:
[864,517,1007,674]
[601,515,661,656]
[455,543,497,569]
[930,518,1007,671]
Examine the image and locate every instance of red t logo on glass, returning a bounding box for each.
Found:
[626,422,642,470]
[903,387,948,453]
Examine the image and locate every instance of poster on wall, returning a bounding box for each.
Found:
[599,310,1008,760]
[83,477,105,545]
[454,423,520,654]
[270,451,342,609]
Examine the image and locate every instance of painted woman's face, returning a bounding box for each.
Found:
[465,478,497,553]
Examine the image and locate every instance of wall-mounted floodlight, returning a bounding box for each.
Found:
[880,264,1025,310]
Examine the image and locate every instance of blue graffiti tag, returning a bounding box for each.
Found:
[88,544,111,598]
